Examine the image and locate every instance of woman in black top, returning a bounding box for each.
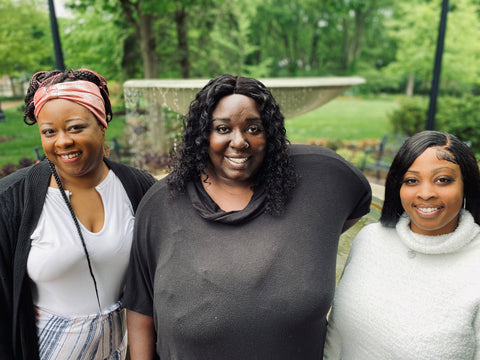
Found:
[124,74,371,359]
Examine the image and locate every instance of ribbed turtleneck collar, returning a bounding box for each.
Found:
[396,209,480,254]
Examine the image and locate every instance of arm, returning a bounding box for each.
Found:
[127,310,156,360]
[0,203,14,358]
[475,307,480,360]
[323,310,342,360]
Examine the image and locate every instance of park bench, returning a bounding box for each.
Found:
[34,137,122,163]
[359,134,408,179]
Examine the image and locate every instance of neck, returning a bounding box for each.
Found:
[50,161,109,190]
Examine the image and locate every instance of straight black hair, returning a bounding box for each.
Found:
[380,130,480,227]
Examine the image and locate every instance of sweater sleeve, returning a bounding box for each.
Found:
[323,310,342,360]
[475,307,480,360]
[0,194,15,358]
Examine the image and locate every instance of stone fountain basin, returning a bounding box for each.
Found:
[123,76,366,119]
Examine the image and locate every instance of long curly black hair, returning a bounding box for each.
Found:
[24,68,112,125]
[168,74,298,216]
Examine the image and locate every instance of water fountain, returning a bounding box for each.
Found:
[123,76,365,169]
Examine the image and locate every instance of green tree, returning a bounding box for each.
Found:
[0,0,52,93]
[61,6,128,81]
[384,0,480,95]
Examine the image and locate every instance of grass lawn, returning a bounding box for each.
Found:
[285,96,399,143]
[0,96,399,168]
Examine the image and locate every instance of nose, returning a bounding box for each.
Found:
[230,130,249,150]
[416,182,437,200]
[55,131,74,148]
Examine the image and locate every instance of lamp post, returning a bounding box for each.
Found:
[426,0,449,130]
[48,0,65,71]
[0,101,6,122]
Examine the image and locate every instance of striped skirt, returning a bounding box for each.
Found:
[36,302,127,360]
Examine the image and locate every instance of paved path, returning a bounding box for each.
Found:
[1,100,22,109]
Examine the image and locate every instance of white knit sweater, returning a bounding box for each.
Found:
[324,210,480,360]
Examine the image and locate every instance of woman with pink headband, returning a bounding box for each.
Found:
[0,68,156,360]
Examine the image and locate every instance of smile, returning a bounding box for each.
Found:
[60,152,80,160]
[226,156,249,164]
[415,206,441,214]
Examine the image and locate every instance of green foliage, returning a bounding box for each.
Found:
[387,94,480,154]
[61,7,128,81]
[385,0,480,95]
[436,95,480,153]
[0,0,52,77]
[388,97,429,136]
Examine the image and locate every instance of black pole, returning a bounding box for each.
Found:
[0,101,6,122]
[426,0,449,130]
[48,0,65,71]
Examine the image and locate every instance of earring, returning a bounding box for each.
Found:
[104,139,111,157]
[463,197,466,209]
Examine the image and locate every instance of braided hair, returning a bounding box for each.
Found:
[24,68,112,126]
[168,74,298,216]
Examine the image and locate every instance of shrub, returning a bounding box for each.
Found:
[387,95,480,155]
[388,97,428,136]
[436,95,480,154]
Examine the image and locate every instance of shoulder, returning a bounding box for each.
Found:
[0,162,49,195]
[351,222,395,250]
[106,159,156,187]
[289,144,370,192]
[134,177,170,217]
[288,144,366,179]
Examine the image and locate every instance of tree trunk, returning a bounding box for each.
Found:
[406,73,415,96]
[119,0,158,78]
[139,13,158,78]
[175,7,190,78]
[343,5,374,71]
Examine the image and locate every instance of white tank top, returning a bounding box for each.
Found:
[27,170,135,316]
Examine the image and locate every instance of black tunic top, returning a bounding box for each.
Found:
[123,144,371,359]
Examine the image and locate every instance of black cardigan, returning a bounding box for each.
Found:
[0,158,156,360]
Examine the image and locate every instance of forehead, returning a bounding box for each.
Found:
[407,146,459,172]
[213,94,259,116]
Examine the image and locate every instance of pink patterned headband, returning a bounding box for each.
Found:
[33,80,108,128]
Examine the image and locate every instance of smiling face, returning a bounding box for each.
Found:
[37,98,106,182]
[400,146,464,236]
[207,94,267,187]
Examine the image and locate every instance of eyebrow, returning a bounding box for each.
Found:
[405,166,458,174]
[212,116,262,121]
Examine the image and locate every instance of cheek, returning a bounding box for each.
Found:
[207,135,226,153]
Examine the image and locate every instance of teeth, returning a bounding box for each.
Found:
[61,153,80,159]
[417,207,438,213]
[227,157,248,164]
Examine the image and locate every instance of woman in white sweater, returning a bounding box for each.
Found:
[324,130,480,360]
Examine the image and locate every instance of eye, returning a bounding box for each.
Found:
[68,124,86,132]
[402,178,418,185]
[247,124,264,134]
[214,124,230,134]
[41,128,55,136]
[435,176,454,184]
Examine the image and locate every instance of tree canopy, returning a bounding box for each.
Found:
[0,0,479,95]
